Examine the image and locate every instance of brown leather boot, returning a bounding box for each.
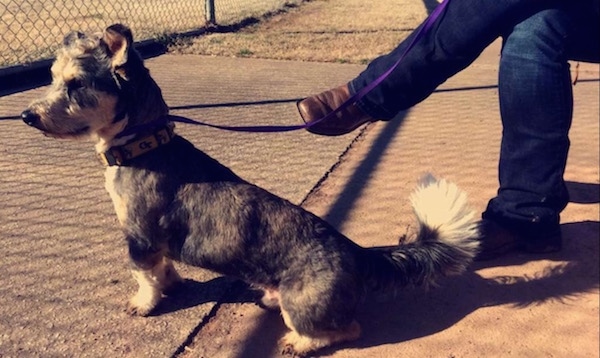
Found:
[297,84,377,136]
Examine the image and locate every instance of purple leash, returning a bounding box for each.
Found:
[171,0,450,133]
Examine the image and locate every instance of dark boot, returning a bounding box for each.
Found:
[476,218,562,261]
[297,84,378,136]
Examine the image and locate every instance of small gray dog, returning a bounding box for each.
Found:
[22,24,480,356]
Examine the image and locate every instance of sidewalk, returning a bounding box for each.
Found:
[1,18,599,358]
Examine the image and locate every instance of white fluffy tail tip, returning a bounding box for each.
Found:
[410,174,480,244]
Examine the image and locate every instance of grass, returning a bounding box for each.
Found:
[237,48,255,57]
[168,0,428,64]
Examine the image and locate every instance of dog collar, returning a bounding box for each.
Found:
[99,123,175,166]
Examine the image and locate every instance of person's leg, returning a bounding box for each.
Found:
[298,0,554,135]
[350,0,539,118]
[480,4,599,259]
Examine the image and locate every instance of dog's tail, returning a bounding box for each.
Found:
[361,174,480,291]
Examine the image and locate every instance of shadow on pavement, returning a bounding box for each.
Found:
[224,221,599,356]
[152,277,253,316]
[317,220,599,354]
[221,220,599,357]
[321,111,409,227]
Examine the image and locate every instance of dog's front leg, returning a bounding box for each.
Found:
[125,237,182,316]
[127,266,163,316]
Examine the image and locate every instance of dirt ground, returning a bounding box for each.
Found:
[169,0,429,64]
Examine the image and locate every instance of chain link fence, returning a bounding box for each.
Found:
[0,0,302,69]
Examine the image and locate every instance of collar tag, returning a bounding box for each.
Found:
[99,123,175,166]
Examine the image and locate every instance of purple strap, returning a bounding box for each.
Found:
[171,0,450,133]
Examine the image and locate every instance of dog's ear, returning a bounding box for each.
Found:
[102,24,134,68]
[63,31,86,47]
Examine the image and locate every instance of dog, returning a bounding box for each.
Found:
[21,24,480,356]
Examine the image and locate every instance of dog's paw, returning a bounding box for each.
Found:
[280,332,299,356]
[280,331,314,357]
[125,291,160,316]
[281,343,307,358]
[279,322,360,356]
[125,301,154,316]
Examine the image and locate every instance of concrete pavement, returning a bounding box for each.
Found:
[1,40,598,358]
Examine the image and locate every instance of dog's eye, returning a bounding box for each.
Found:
[66,79,84,98]
[68,79,84,90]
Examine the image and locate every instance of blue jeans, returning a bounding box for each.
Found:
[350,0,600,230]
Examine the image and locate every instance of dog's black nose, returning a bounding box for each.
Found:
[21,109,40,126]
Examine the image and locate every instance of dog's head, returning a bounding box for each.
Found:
[22,24,168,143]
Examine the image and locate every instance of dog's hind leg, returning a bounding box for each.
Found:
[279,307,361,356]
[162,257,184,292]
[277,278,362,356]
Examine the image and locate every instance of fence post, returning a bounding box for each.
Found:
[205,0,216,25]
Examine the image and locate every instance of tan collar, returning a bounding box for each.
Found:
[98,123,175,166]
